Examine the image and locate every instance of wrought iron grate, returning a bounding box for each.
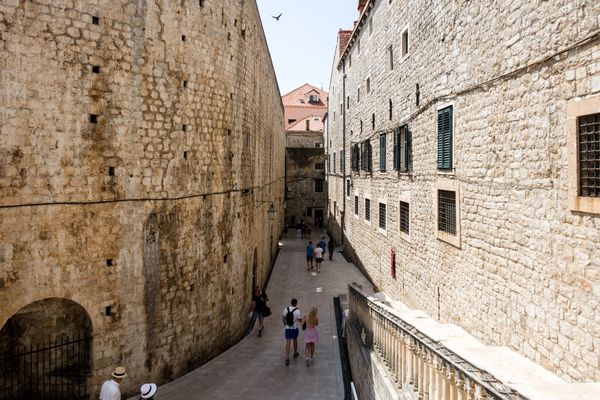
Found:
[438,190,457,235]
[400,201,410,234]
[579,113,600,197]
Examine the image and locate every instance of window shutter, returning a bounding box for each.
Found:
[406,127,412,171]
[379,133,386,172]
[367,140,372,172]
[437,107,453,169]
[393,127,399,171]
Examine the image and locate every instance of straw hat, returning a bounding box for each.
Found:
[111,366,127,379]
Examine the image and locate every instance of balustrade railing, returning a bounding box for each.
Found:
[348,284,528,400]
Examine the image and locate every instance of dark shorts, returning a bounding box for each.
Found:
[306,256,313,262]
[316,257,323,263]
[285,328,299,340]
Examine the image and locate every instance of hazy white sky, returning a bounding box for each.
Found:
[256,0,358,95]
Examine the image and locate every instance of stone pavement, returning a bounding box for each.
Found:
[139,230,371,400]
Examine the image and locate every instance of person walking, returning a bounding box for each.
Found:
[139,383,157,399]
[99,366,126,400]
[314,245,324,273]
[306,241,314,271]
[318,236,327,261]
[282,298,301,365]
[251,285,269,337]
[302,307,319,366]
[328,238,335,261]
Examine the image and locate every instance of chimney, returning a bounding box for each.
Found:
[358,0,368,14]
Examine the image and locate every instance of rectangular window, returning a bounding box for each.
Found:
[437,106,453,170]
[360,140,372,172]
[366,77,371,94]
[351,143,360,172]
[354,195,359,215]
[378,203,386,230]
[357,87,360,103]
[388,45,394,70]
[400,201,410,234]
[438,190,456,235]
[347,96,350,110]
[315,163,324,171]
[327,154,331,173]
[365,198,371,221]
[315,179,324,193]
[379,133,386,172]
[393,125,412,172]
[389,99,393,120]
[372,113,375,130]
[578,113,600,197]
[401,27,409,58]
[346,179,351,196]
[333,153,336,173]
[340,150,344,172]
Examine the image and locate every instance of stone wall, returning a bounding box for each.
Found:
[0,0,284,397]
[326,0,600,382]
[285,146,326,226]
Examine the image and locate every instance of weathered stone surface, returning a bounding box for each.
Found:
[326,0,600,382]
[0,0,284,397]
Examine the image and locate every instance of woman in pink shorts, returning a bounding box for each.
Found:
[302,307,319,366]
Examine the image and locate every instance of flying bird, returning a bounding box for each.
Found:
[272,13,282,21]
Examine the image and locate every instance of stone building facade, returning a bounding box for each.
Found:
[326,0,600,383]
[283,84,328,227]
[0,0,284,398]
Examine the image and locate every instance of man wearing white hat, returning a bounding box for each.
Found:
[140,383,157,399]
[99,366,127,400]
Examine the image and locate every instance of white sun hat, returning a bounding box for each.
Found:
[140,383,157,399]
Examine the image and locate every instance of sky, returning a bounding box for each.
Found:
[256,0,358,96]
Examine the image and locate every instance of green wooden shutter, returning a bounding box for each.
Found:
[367,139,372,172]
[393,127,400,170]
[437,106,453,169]
[406,127,412,171]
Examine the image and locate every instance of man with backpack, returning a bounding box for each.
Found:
[282,298,301,365]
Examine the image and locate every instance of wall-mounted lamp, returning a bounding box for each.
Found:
[256,200,277,220]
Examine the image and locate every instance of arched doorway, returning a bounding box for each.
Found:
[0,298,92,399]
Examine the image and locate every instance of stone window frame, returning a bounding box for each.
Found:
[398,192,411,243]
[378,197,387,236]
[436,101,456,176]
[400,24,410,60]
[567,96,600,214]
[434,179,461,248]
[364,194,372,226]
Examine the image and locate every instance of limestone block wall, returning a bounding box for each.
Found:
[326,0,600,382]
[0,0,284,397]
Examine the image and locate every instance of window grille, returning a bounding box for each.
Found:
[578,113,600,197]
[365,198,371,221]
[379,203,386,230]
[438,190,456,235]
[315,179,324,193]
[437,106,453,170]
[400,201,410,234]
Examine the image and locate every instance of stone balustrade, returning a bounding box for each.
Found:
[348,284,528,400]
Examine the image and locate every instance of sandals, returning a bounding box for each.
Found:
[285,359,289,366]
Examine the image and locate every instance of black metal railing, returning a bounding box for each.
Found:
[0,332,91,400]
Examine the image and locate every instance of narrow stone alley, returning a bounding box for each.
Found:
[140,230,370,400]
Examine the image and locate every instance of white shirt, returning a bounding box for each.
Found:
[99,379,121,400]
[282,306,302,329]
[314,247,324,259]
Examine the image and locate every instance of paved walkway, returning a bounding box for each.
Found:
[146,230,371,400]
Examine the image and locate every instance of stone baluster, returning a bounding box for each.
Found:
[435,360,444,400]
[445,364,456,400]
[398,332,405,387]
[455,372,466,400]
[428,354,435,400]
[475,386,488,400]
[406,339,414,386]
[465,380,476,400]
[421,350,430,400]
[417,345,425,399]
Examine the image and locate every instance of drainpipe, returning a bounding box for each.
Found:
[341,61,347,246]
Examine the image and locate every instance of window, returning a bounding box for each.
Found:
[354,195,359,215]
[366,77,371,94]
[393,125,411,172]
[360,120,363,133]
[315,163,324,171]
[327,154,331,172]
[578,113,600,197]
[389,99,393,120]
[306,120,310,131]
[315,179,324,193]
[360,140,372,172]
[357,38,361,55]
[369,17,373,36]
[378,203,386,230]
[437,106,453,170]
[379,133,386,172]
[346,179,351,196]
[401,26,409,58]
[357,87,360,103]
[349,53,352,68]
[288,119,297,124]
[351,143,360,172]
[309,94,320,102]
[438,190,456,235]
[347,96,350,109]
[372,113,375,130]
[400,201,410,234]
[340,150,344,172]
[333,153,336,173]
[365,198,371,221]
[315,142,323,148]
[388,45,394,70]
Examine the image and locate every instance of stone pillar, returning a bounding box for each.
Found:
[455,372,467,400]
[429,356,436,400]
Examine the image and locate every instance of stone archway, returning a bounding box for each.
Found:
[0,298,93,400]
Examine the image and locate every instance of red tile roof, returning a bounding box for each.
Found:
[338,29,353,57]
